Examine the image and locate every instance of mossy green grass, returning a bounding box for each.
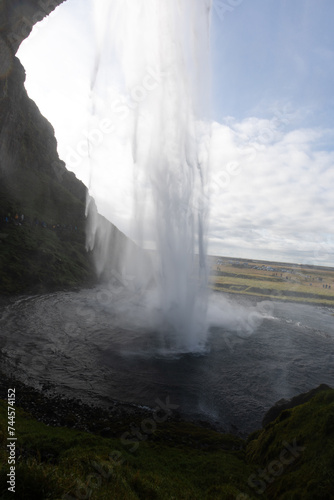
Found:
[1,387,334,499]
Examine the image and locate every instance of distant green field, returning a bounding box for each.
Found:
[209,258,334,306]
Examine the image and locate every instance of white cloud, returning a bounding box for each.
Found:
[208,119,334,264]
[17,0,334,266]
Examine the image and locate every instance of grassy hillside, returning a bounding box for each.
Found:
[0,385,334,499]
[246,387,334,499]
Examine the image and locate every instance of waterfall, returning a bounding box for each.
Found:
[87,0,212,352]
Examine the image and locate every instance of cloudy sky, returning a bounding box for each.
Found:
[18,0,334,265]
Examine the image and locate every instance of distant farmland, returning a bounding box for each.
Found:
[209,256,334,306]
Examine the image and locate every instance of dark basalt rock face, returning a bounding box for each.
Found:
[0,1,66,183]
[0,53,86,217]
[0,0,130,293]
[0,0,94,293]
[0,0,66,57]
[0,0,85,214]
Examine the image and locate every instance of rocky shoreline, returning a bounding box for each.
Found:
[1,369,234,445]
[0,370,168,436]
[2,367,331,444]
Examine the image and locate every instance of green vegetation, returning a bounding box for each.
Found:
[0,401,254,500]
[210,259,334,306]
[1,387,334,499]
[246,388,334,499]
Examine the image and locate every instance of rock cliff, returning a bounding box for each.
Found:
[0,0,127,293]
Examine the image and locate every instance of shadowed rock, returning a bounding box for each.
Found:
[262,383,332,427]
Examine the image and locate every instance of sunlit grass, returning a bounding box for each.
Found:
[210,262,334,306]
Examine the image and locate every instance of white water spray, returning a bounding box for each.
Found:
[87,0,212,351]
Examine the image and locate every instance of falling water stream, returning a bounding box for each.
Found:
[86,0,212,352]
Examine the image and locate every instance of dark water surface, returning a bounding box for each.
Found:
[1,288,333,434]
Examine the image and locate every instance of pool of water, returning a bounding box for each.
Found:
[1,287,333,434]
